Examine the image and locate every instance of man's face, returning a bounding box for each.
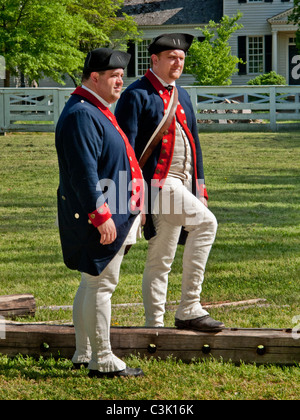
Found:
[152,49,185,83]
[92,68,124,104]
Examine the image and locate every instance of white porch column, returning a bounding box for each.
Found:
[272,30,278,73]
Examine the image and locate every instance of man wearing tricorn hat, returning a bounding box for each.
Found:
[116,33,225,332]
[55,48,144,377]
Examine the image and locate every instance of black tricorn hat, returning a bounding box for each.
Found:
[148,33,194,55]
[83,48,131,73]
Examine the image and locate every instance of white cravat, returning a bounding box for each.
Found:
[150,68,176,90]
[81,84,112,108]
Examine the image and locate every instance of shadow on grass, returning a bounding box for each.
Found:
[0,356,84,380]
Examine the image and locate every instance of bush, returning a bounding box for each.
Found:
[247,71,286,85]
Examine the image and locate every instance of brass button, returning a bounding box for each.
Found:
[159,159,164,164]
[61,195,66,200]
[163,139,168,144]
[155,169,160,174]
[90,214,95,219]
[74,213,80,219]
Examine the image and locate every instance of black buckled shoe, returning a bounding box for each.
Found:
[88,366,144,378]
[175,315,225,332]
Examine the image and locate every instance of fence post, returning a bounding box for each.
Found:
[269,86,277,131]
[53,89,72,128]
[52,89,59,128]
[188,87,198,118]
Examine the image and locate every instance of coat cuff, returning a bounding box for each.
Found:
[88,203,112,228]
[198,184,208,201]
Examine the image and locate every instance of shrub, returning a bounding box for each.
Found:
[247,71,286,85]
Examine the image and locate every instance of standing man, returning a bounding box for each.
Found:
[55,48,144,378]
[115,33,224,332]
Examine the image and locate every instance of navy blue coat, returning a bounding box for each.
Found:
[55,87,143,276]
[115,70,208,241]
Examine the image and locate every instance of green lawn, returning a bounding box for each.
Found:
[0,131,299,400]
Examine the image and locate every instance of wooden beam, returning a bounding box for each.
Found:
[0,323,299,365]
[0,295,36,318]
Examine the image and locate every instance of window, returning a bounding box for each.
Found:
[137,40,151,77]
[238,35,272,76]
[248,36,264,74]
[248,0,263,2]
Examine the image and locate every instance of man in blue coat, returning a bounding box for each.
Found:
[115,34,224,332]
[55,48,144,377]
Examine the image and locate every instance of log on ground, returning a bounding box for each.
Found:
[0,323,299,365]
[0,295,36,318]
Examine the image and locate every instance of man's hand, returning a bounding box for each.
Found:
[97,218,117,245]
[199,197,208,208]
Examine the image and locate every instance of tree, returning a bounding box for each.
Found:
[184,13,244,86]
[68,0,140,52]
[288,1,300,53]
[0,0,140,86]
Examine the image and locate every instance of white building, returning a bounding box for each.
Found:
[224,0,297,85]
[122,0,298,85]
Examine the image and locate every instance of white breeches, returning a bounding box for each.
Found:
[72,215,141,372]
[142,177,218,327]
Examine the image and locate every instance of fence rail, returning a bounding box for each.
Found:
[1,85,300,134]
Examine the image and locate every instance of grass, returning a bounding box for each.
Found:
[0,131,299,400]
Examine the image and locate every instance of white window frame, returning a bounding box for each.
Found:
[248,36,264,74]
[136,39,151,77]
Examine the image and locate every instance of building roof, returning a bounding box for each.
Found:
[267,7,294,25]
[122,0,223,26]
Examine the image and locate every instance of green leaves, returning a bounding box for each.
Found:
[287,1,300,54]
[184,13,244,86]
[0,0,140,85]
[247,71,287,86]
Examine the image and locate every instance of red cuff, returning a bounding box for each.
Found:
[197,183,208,200]
[88,203,112,228]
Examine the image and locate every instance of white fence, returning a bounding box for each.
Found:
[0,88,71,134]
[1,85,300,133]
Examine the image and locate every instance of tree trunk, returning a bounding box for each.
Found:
[4,69,10,87]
